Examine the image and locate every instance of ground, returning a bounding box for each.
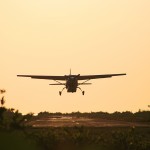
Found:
[27,116,150,128]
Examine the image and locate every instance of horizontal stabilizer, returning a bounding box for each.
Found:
[49,84,65,85]
[78,83,92,85]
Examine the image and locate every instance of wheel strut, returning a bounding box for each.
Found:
[59,87,66,96]
[77,87,85,95]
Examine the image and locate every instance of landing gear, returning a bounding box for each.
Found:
[59,91,62,96]
[59,87,85,95]
[82,91,85,95]
[77,87,85,95]
[59,87,66,96]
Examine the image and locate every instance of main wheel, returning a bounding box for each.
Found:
[82,91,85,95]
[59,91,62,96]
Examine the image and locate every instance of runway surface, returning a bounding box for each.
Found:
[26,116,150,127]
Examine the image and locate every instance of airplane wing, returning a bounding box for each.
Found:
[17,73,126,81]
[17,75,66,80]
[78,73,126,80]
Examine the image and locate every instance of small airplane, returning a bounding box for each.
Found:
[17,70,126,96]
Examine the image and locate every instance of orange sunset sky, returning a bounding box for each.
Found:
[0,0,150,114]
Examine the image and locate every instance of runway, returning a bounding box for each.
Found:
[26,116,150,128]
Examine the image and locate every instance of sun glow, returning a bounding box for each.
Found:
[0,0,150,114]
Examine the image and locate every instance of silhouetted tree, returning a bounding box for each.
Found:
[0,89,6,94]
[0,89,6,107]
[1,96,5,106]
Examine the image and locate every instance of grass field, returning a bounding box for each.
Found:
[0,126,150,150]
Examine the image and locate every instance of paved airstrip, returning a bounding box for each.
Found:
[26,116,150,127]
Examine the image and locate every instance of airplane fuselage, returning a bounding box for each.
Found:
[66,76,78,92]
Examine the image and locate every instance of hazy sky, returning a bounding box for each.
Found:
[0,0,150,114]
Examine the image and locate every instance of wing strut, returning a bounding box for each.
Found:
[54,80,64,85]
[79,79,91,85]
